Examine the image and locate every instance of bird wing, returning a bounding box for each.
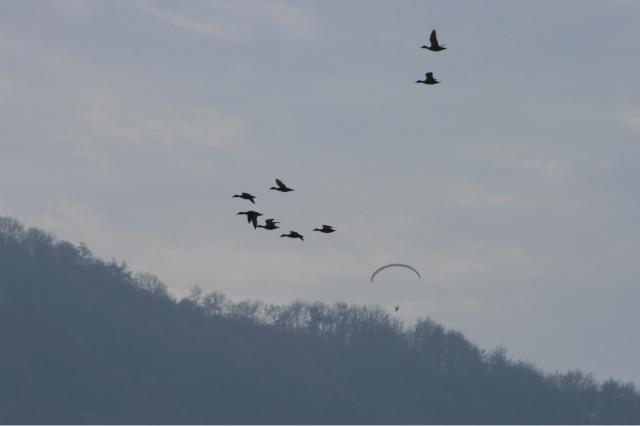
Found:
[275,178,286,188]
[430,29,438,46]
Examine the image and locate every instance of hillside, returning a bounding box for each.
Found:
[1,216,639,424]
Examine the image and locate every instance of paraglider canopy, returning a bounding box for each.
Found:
[370,264,421,282]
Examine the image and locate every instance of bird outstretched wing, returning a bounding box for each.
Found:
[430,29,438,46]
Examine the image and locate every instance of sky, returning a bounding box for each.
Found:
[2,0,640,385]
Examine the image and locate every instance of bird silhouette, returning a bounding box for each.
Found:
[313,225,336,233]
[237,211,263,229]
[421,29,446,51]
[270,178,294,192]
[280,231,304,241]
[257,218,280,230]
[394,305,400,312]
[232,192,256,204]
[415,72,440,85]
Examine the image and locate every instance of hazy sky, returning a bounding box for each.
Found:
[2,0,640,385]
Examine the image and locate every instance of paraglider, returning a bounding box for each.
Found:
[370,264,421,282]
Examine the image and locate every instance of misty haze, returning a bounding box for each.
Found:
[2,1,640,424]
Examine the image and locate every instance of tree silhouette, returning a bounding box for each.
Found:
[2,216,639,424]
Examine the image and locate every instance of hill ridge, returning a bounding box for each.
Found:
[1,216,639,424]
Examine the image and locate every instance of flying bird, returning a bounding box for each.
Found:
[313,225,336,233]
[394,305,400,312]
[421,29,446,51]
[233,192,256,204]
[237,211,263,229]
[270,178,294,192]
[280,231,304,241]
[415,72,440,85]
[257,218,280,230]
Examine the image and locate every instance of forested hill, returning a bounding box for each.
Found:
[1,216,639,424]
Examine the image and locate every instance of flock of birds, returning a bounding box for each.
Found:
[230,30,444,308]
[234,179,335,241]
[416,29,446,85]
[234,31,445,239]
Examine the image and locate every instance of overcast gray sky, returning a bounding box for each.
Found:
[2,0,640,385]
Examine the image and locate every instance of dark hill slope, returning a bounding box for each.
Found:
[1,216,639,424]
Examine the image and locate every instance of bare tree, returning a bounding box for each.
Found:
[0,216,25,244]
[133,272,169,298]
